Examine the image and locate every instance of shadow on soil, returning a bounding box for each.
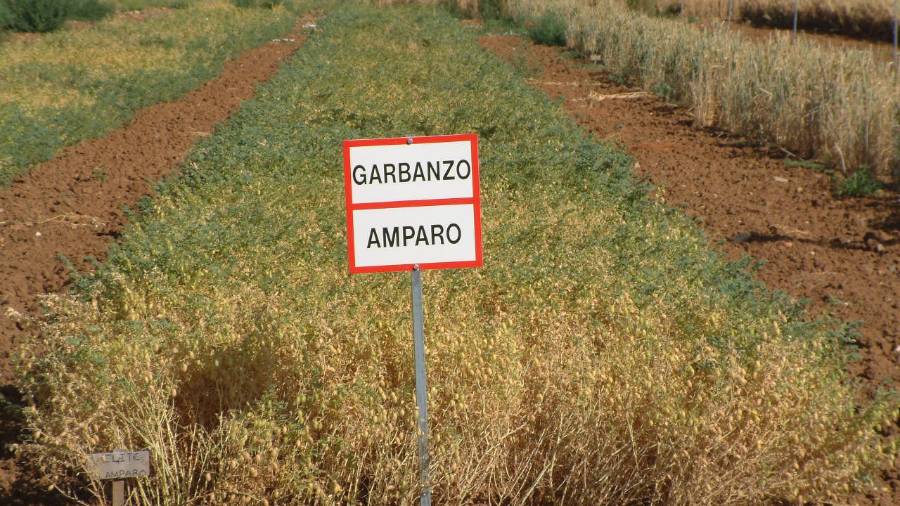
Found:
[731,230,897,251]
[0,385,66,505]
[871,184,900,234]
[742,6,897,43]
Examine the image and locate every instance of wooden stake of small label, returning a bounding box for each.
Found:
[112,480,125,506]
[87,449,150,506]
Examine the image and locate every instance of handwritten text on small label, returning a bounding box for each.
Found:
[87,450,150,480]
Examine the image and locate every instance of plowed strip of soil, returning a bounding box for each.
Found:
[0,15,315,499]
[480,34,898,505]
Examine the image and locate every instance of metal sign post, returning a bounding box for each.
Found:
[792,0,799,41]
[411,265,432,506]
[894,0,898,77]
[343,133,482,504]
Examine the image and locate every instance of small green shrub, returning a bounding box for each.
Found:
[0,0,110,32]
[478,0,506,19]
[0,1,13,28]
[231,0,284,8]
[527,10,566,46]
[652,81,675,101]
[836,168,883,197]
[3,0,68,32]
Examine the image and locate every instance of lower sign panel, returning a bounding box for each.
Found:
[351,204,480,272]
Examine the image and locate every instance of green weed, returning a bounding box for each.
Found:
[526,10,565,45]
[835,168,883,197]
[2,0,69,32]
[0,0,113,32]
[651,81,675,100]
[478,0,506,19]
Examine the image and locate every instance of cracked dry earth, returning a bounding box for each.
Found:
[479,33,899,506]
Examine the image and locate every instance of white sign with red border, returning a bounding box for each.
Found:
[343,134,483,274]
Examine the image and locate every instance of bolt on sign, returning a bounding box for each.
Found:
[343,133,482,506]
[343,133,483,273]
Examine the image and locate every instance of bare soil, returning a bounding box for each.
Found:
[481,34,899,505]
[0,16,314,503]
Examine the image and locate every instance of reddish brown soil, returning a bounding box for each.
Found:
[0,16,314,503]
[481,34,899,505]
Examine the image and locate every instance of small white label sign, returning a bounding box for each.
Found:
[343,134,483,273]
[87,450,150,480]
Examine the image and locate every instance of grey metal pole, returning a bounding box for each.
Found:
[894,0,898,74]
[727,0,734,22]
[411,265,432,506]
[792,0,799,41]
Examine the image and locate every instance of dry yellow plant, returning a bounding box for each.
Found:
[505,0,898,178]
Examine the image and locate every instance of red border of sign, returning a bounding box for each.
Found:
[343,133,482,274]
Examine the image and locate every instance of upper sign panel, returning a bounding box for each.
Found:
[342,134,482,274]
[344,135,477,205]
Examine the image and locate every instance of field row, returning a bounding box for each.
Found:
[0,0,297,185]
[18,1,893,503]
